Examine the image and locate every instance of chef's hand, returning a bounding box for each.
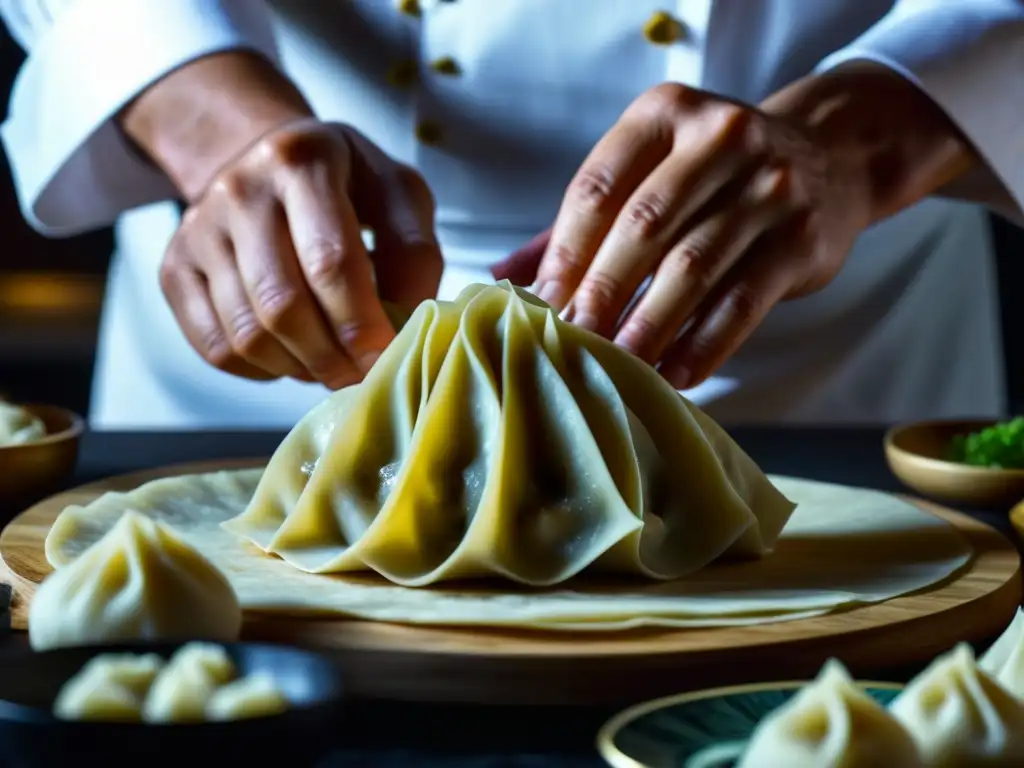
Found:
[494,66,972,389]
[121,52,442,387]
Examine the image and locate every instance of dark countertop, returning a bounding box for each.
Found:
[2,427,1018,767]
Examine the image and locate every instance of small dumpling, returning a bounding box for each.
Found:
[143,643,237,723]
[890,643,1024,766]
[53,653,165,721]
[205,673,289,721]
[224,282,796,587]
[29,511,242,651]
[737,659,921,768]
[0,400,45,446]
[980,608,1024,699]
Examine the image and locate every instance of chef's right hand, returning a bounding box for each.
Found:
[121,53,442,388]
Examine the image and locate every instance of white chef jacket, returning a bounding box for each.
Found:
[2,0,1022,430]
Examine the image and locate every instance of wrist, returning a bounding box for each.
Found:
[761,63,974,223]
[118,50,315,201]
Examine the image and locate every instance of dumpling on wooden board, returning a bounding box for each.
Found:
[31,511,242,650]
[223,282,797,587]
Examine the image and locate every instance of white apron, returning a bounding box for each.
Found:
[89,0,1006,429]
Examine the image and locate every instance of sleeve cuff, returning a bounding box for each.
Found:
[815,1,1024,219]
[1,0,279,235]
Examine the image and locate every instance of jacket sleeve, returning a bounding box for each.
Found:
[816,0,1024,226]
[0,0,280,236]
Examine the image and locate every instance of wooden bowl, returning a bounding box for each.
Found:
[884,419,1024,509]
[0,404,84,511]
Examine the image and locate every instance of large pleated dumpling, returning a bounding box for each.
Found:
[222,282,796,586]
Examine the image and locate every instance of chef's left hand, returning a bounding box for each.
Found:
[493,72,971,389]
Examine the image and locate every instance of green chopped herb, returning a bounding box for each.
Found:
[949,417,1024,469]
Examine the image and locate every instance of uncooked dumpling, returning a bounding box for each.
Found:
[143,643,236,723]
[224,282,796,586]
[30,511,242,650]
[206,673,289,720]
[980,608,1024,699]
[890,643,1024,766]
[53,653,164,721]
[737,659,921,768]
[0,400,45,445]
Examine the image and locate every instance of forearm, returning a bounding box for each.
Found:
[119,50,314,203]
[761,62,975,226]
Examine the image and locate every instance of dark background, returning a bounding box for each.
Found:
[1,27,1023,421]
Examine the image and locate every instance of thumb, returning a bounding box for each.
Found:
[492,228,551,285]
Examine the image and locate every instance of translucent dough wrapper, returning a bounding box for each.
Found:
[224,282,796,586]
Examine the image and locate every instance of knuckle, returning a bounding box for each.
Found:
[647,82,699,116]
[569,165,618,215]
[207,173,251,205]
[543,242,590,277]
[301,240,349,282]
[251,280,300,331]
[664,242,715,294]
[711,103,758,150]
[574,271,621,314]
[198,327,235,369]
[620,313,661,349]
[721,286,764,328]
[754,165,793,203]
[623,192,672,240]
[227,309,268,357]
[257,129,331,169]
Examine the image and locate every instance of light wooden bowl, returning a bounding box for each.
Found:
[0,404,83,511]
[884,419,1024,509]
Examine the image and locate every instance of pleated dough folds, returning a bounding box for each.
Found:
[223,282,795,586]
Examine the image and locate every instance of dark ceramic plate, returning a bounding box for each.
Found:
[596,680,903,768]
[0,641,345,767]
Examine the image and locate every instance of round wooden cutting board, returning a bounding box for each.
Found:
[1,461,1021,706]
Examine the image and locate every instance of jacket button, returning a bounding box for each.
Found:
[386,59,419,87]
[396,0,420,17]
[416,120,444,145]
[430,56,461,76]
[643,11,682,45]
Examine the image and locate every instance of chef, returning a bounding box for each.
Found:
[1,0,1022,429]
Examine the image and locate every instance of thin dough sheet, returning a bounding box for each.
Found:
[44,471,973,631]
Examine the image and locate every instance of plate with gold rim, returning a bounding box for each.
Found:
[595,679,904,768]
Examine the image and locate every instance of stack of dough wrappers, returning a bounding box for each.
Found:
[224,281,797,586]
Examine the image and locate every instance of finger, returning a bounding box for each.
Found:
[490,228,551,286]
[345,131,443,306]
[614,165,793,363]
[202,235,314,382]
[659,223,805,389]
[159,251,277,382]
[281,156,397,372]
[532,114,672,311]
[228,193,361,388]
[569,106,758,336]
